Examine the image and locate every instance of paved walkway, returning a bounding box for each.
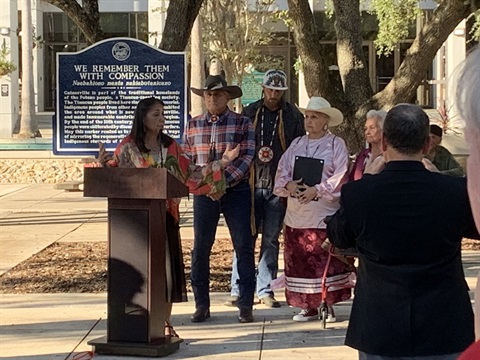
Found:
[0,184,479,360]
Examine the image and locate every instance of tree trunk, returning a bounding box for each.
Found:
[18,0,38,139]
[43,0,104,44]
[333,0,373,109]
[190,15,205,117]
[287,0,479,153]
[287,0,336,99]
[332,0,373,151]
[160,0,205,51]
[288,0,362,150]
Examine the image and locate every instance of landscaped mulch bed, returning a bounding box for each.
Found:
[1,238,478,294]
[0,238,241,293]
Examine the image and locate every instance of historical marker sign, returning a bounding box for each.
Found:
[54,38,186,155]
[239,71,265,106]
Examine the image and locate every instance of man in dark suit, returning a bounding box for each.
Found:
[327,103,480,359]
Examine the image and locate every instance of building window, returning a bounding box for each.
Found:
[44,13,82,43]
[130,13,149,42]
[42,12,148,110]
[100,13,148,40]
[44,12,148,43]
[100,13,129,38]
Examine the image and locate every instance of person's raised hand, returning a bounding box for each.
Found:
[96,142,113,166]
[422,157,439,172]
[220,143,240,166]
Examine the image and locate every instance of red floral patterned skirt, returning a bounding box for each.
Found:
[284,226,354,309]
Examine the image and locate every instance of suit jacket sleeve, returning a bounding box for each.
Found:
[327,184,357,249]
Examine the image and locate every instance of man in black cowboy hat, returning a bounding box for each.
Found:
[225,69,304,308]
[183,74,256,323]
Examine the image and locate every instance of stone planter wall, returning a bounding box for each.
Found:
[0,159,85,184]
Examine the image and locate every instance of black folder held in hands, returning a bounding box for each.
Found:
[293,156,324,186]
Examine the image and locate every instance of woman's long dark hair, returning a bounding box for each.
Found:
[129,97,174,153]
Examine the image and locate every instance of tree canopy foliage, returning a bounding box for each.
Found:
[200,0,281,86]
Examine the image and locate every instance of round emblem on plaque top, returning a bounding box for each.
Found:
[112,42,131,61]
[258,146,274,163]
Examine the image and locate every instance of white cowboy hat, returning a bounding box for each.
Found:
[262,69,288,91]
[300,96,343,127]
[191,75,243,99]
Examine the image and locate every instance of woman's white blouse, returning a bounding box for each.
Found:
[274,133,349,229]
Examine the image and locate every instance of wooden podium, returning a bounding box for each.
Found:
[83,167,188,357]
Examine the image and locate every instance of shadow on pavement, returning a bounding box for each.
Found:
[0,212,107,226]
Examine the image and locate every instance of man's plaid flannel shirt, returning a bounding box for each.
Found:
[183,108,255,187]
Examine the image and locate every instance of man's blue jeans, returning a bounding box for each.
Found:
[190,181,255,309]
[230,188,286,298]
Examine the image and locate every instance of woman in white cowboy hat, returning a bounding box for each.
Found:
[273,96,355,322]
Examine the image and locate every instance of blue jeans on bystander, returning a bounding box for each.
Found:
[230,188,286,298]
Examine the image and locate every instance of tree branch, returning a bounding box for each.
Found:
[333,0,373,109]
[43,0,104,44]
[160,0,204,51]
[287,0,337,100]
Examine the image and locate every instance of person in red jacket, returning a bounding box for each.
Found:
[349,109,386,181]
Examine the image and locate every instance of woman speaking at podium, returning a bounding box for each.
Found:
[98,96,239,337]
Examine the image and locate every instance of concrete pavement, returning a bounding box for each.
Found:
[0,184,479,360]
[0,292,358,360]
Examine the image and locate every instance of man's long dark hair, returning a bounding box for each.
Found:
[129,97,174,153]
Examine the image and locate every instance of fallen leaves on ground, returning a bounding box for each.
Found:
[462,239,480,251]
[0,238,246,293]
[1,238,478,294]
